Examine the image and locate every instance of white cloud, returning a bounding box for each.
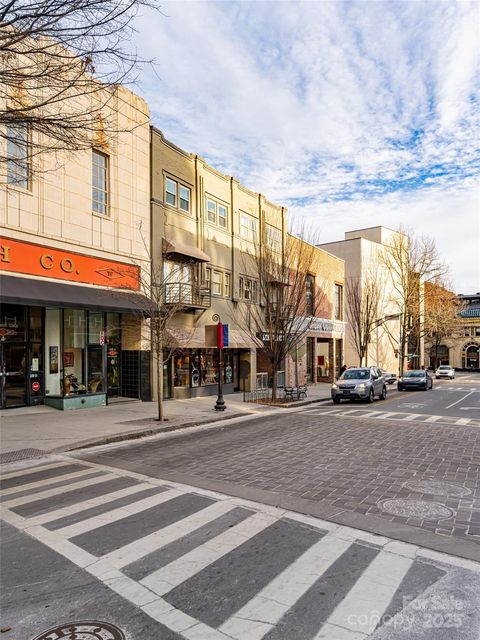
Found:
[132,0,480,292]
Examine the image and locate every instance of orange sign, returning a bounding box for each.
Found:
[0,237,140,290]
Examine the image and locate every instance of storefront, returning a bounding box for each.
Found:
[0,238,150,410]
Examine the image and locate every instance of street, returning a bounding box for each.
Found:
[1,374,480,640]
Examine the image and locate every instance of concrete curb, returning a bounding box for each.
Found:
[54,396,331,453]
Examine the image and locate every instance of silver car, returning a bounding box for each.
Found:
[331,367,387,404]
[435,365,455,379]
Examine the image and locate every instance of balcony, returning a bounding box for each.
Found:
[164,282,211,310]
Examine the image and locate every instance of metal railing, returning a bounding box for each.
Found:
[164,282,211,308]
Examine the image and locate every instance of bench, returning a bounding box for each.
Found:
[284,386,308,401]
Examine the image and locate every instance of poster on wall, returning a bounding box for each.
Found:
[49,346,59,374]
[63,351,74,367]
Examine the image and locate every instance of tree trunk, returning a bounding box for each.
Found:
[156,340,164,422]
[271,363,277,402]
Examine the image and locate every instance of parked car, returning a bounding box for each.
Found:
[380,369,397,385]
[435,365,455,380]
[331,367,387,404]
[397,370,433,391]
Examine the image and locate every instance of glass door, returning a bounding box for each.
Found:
[0,343,28,408]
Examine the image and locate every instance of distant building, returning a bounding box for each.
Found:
[319,226,418,373]
[427,293,480,370]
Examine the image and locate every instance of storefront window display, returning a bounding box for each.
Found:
[170,349,234,393]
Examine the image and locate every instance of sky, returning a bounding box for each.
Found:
[132,0,480,293]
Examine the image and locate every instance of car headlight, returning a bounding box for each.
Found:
[332,384,338,390]
[357,383,366,390]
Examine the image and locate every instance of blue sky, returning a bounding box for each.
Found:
[133,0,479,292]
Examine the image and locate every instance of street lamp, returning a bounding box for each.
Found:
[212,313,226,411]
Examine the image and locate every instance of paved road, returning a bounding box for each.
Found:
[344,371,480,423]
[1,457,479,640]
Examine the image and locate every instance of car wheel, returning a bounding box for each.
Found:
[380,386,387,400]
[367,389,374,403]
[333,397,340,405]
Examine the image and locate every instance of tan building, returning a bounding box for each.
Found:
[426,293,480,370]
[319,226,410,373]
[0,85,151,409]
[151,129,345,399]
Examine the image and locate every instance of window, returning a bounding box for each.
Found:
[334,284,343,320]
[475,327,480,337]
[7,124,30,189]
[206,198,228,229]
[164,260,194,303]
[92,150,108,214]
[266,225,281,252]
[465,327,472,337]
[179,185,190,211]
[205,267,231,297]
[240,276,258,302]
[305,274,315,316]
[240,213,257,241]
[165,176,191,213]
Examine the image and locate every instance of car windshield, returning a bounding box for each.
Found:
[341,369,370,380]
[403,371,425,378]
[438,366,451,370]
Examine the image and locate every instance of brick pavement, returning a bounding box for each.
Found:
[81,412,480,558]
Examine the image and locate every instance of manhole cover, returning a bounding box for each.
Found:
[404,479,471,497]
[379,499,454,520]
[0,448,46,464]
[32,621,125,640]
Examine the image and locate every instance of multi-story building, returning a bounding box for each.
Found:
[426,293,480,370]
[151,129,345,399]
[0,85,151,410]
[319,226,411,373]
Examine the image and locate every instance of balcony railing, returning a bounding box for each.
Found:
[164,282,211,309]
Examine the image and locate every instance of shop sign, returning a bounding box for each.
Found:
[0,237,140,290]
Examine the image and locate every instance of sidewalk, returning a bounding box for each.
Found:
[0,383,332,458]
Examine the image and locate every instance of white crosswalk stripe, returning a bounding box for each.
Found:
[2,460,477,640]
[0,467,100,496]
[140,512,277,596]
[319,551,413,636]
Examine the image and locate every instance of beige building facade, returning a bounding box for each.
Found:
[151,129,345,399]
[0,85,151,409]
[320,226,409,374]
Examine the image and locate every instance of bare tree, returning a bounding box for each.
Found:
[346,272,382,366]
[238,228,327,401]
[424,282,463,369]
[0,0,158,170]
[380,227,447,374]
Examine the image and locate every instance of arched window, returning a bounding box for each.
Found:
[462,342,480,369]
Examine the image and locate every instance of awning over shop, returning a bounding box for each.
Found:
[228,330,263,349]
[0,274,148,312]
[165,327,206,348]
[163,239,210,263]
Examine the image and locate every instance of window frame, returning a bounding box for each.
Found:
[92,149,109,215]
[164,175,191,214]
[334,283,344,320]
[205,266,231,297]
[305,273,315,316]
[265,224,282,252]
[240,212,258,242]
[7,123,31,190]
[239,275,258,302]
[206,196,229,230]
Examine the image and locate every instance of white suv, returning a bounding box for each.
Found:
[435,365,455,379]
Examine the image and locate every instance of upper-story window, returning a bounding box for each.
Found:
[239,276,258,302]
[240,213,257,242]
[92,150,108,215]
[206,198,228,229]
[165,176,191,213]
[305,274,315,316]
[7,123,30,189]
[464,327,473,337]
[265,224,281,252]
[334,283,343,320]
[206,267,231,297]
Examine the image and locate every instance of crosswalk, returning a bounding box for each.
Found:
[301,406,480,427]
[1,458,478,639]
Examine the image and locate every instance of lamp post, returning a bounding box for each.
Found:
[212,313,226,411]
